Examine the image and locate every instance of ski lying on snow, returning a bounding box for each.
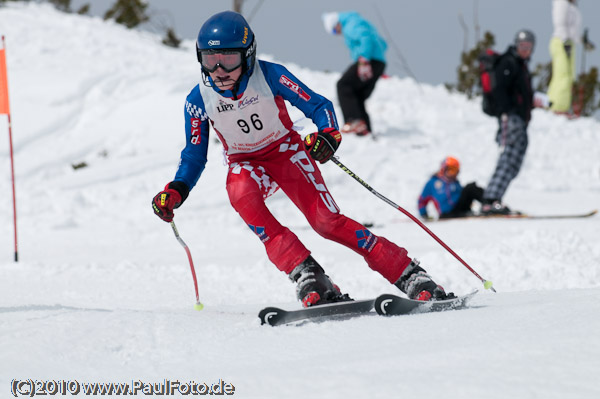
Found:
[437,209,597,221]
[362,210,597,228]
[259,299,375,326]
[375,291,477,316]
[504,209,597,219]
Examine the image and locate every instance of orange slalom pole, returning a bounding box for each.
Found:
[1,35,18,262]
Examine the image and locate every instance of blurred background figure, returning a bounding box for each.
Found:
[322,11,387,137]
[547,0,582,114]
[481,30,536,215]
[418,156,484,220]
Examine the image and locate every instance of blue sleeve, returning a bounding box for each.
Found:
[345,23,373,59]
[417,177,437,217]
[339,12,387,62]
[259,60,339,131]
[173,86,210,191]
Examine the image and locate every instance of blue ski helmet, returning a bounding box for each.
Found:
[196,11,256,76]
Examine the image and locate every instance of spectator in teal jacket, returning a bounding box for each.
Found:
[322,11,387,136]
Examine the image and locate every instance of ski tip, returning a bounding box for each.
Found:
[258,307,284,326]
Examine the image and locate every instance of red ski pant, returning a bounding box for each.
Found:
[225,134,412,283]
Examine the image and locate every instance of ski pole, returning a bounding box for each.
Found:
[170,221,204,310]
[330,156,496,292]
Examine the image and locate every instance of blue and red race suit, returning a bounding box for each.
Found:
[174,60,337,189]
[169,59,412,282]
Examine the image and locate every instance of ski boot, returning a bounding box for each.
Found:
[289,256,352,307]
[394,259,455,301]
[340,119,370,136]
[481,200,512,215]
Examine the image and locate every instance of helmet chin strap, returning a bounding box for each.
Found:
[202,70,246,100]
[229,82,241,100]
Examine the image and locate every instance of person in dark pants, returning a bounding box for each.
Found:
[418,157,485,219]
[322,11,387,136]
[482,30,536,215]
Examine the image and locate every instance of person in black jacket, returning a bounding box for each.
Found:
[482,30,535,215]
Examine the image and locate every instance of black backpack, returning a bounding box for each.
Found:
[478,49,505,117]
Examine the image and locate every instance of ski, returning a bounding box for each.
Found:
[362,209,597,227]
[258,291,477,326]
[437,209,597,221]
[493,209,597,220]
[375,291,477,317]
[259,298,375,326]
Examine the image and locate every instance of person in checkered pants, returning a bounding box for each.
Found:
[482,29,537,215]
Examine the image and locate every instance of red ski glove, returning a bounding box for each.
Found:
[152,182,187,222]
[304,128,342,164]
[357,57,373,81]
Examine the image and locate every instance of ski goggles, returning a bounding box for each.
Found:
[200,50,243,73]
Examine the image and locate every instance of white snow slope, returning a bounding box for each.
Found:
[1,4,599,399]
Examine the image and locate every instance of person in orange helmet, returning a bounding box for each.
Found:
[418,157,485,219]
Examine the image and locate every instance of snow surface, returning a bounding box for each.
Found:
[1,4,599,399]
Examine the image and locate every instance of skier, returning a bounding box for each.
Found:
[482,30,536,215]
[321,11,387,136]
[152,11,453,308]
[418,157,484,219]
[547,0,582,114]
